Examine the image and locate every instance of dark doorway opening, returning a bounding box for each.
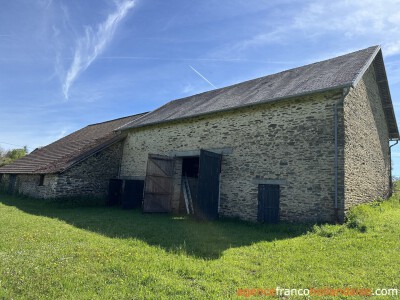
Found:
[182,156,199,178]
[180,156,200,215]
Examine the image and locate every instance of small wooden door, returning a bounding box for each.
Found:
[143,154,174,213]
[196,150,222,220]
[108,179,123,206]
[122,180,144,209]
[258,184,280,223]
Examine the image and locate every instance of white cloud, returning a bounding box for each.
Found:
[292,0,400,40]
[224,0,400,58]
[62,0,135,99]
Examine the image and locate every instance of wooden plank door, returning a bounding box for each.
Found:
[143,154,174,213]
[258,184,280,223]
[122,180,144,209]
[107,179,123,206]
[196,150,222,220]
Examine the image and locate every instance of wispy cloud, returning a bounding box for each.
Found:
[219,0,400,58]
[62,0,135,99]
[189,65,217,89]
[99,56,296,64]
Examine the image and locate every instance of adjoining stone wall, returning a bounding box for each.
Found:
[121,91,343,222]
[55,142,123,198]
[17,174,58,198]
[0,173,58,198]
[0,174,11,193]
[0,142,123,200]
[343,64,390,209]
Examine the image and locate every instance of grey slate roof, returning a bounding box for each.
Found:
[0,113,146,174]
[120,45,398,139]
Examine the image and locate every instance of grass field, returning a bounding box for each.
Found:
[0,192,399,299]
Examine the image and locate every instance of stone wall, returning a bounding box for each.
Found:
[121,90,343,222]
[0,141,123,200]
[0,173,58,198]
[343,64,391,209]
[55,142,123,198]
[0,173,9,193]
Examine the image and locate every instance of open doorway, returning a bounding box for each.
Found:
[179,150,221,220]
[182,156,199,178]
[180,156,199,214]
[143,150,222,220]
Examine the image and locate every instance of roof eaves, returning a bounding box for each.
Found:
[347,46,399,140]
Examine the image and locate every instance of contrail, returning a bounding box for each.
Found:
[62,0,135,99]
[189,65,217,89]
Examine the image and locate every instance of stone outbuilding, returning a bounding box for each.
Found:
[0,114,145,200]
[1,45,397,224]
[118,45,398,223]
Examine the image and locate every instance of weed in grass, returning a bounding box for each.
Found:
[310,224,345,238]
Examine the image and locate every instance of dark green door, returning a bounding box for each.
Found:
[122,180,144,209]
[196,150,221,220]
[108,179,123,206]
[258,184,280,223]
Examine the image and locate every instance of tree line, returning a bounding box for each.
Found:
[0,146,28,167]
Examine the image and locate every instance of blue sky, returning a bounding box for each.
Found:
[1,0,400,174]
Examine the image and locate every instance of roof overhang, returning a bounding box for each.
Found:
[372,50,399,140]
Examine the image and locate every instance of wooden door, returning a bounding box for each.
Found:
[107,179,123,206]
[196,150,221,220]
[143,154,174,212]
[258,184,280,223]
[122,180,144,209]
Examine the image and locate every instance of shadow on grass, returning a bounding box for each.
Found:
[0,194,313,259]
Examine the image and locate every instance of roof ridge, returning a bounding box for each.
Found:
[88,112,147,127]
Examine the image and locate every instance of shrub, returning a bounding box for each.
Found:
[311,224,345,238]
[346,209,368,232]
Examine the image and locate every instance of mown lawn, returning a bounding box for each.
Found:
[0,193,399,299]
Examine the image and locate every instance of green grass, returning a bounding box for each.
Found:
[0,193,399,299]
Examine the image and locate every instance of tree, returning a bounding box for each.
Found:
[0,146,28,167]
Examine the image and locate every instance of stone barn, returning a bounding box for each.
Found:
[0,114,145,200]
[118,45,398,223]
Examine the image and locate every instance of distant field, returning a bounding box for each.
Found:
[0,192,399,299]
